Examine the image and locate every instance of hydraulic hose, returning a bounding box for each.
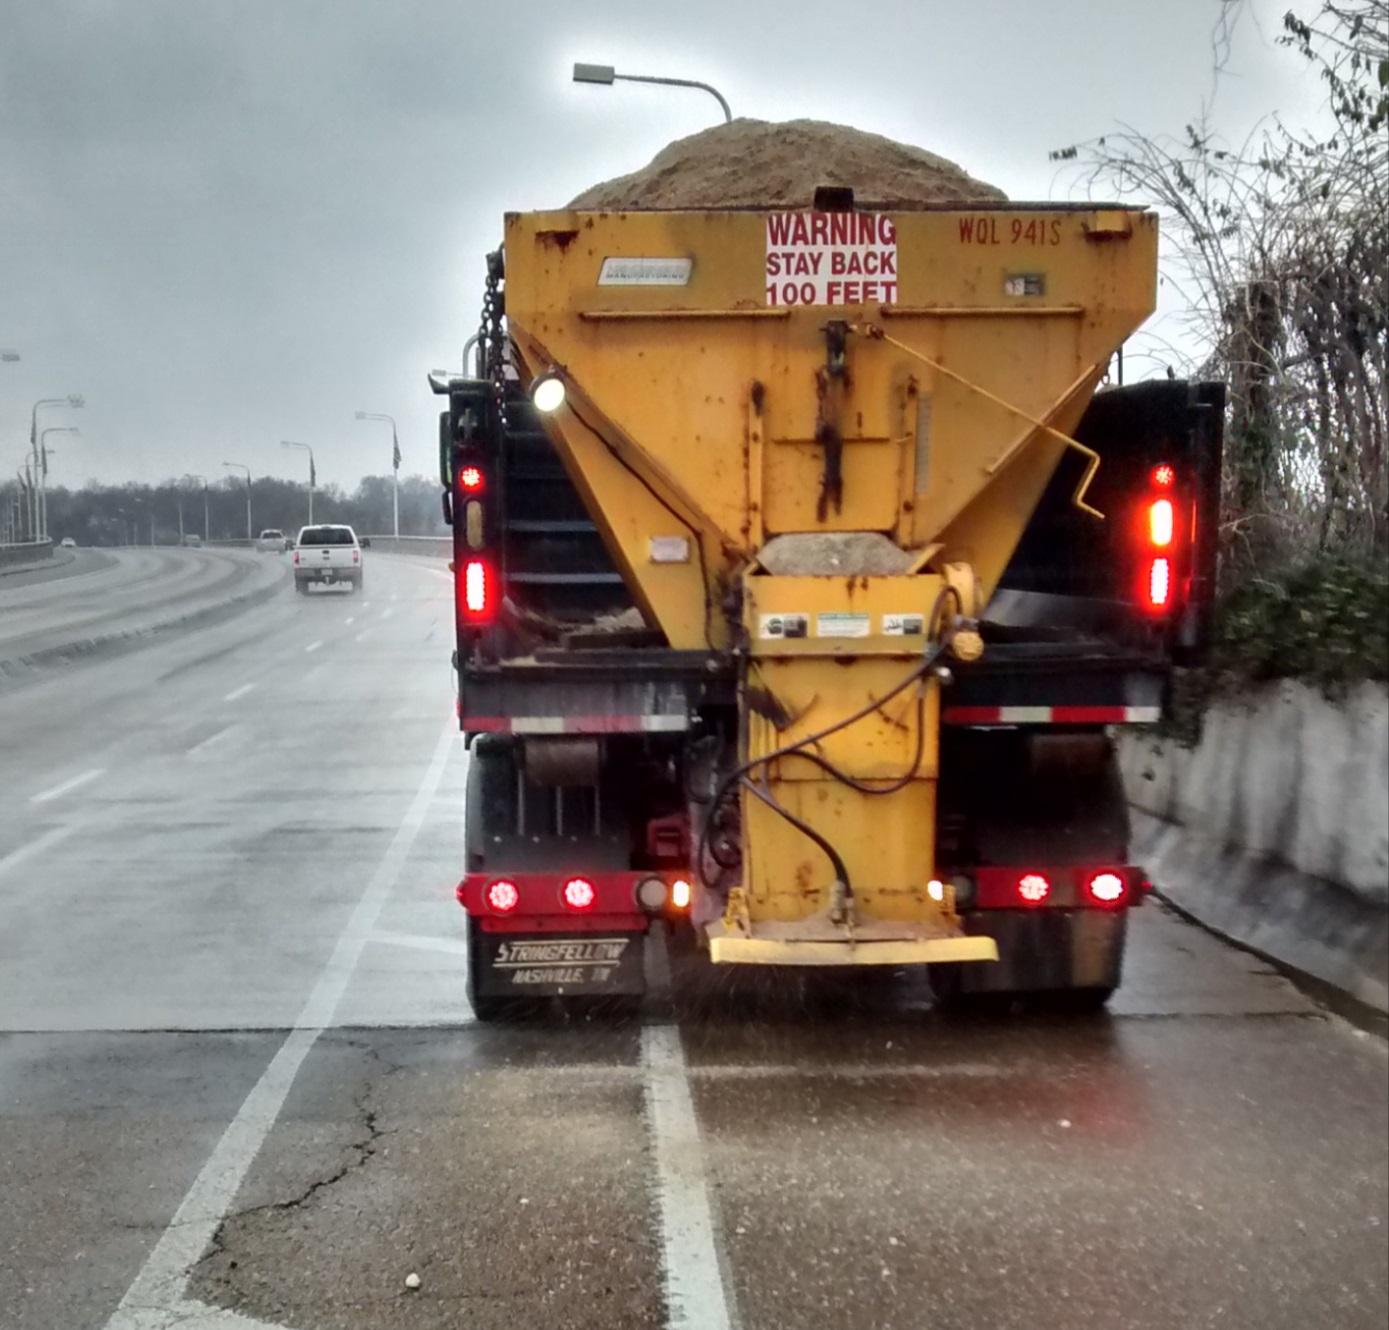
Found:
[695,583,962,900]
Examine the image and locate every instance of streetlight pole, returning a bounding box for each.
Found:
[31,395,83,542]
[280,440,316,526]
[186,474,209,540]
[39,426,79,540]
[354,412,400,539]
[572,63,732,122]
[16,468,31,542]
[222,462,252,543]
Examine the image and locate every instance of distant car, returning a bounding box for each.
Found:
[59,536,76,548]
[256,528,288,553]
[182,533,202,548]
[293,524,363,593]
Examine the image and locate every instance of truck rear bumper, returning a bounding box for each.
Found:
[942,908,1128,993]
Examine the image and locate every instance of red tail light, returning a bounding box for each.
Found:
[1017,873,1051,904]
[1085,871,1128,906]
[459,558,493,623]
[458,465,484,493]
[485,879,519,913]
[562,877,596,911]
[1138,465,1181,615]
[1148,498,1174,548]
[1147,557,1171,608]
[352,549,360,564]
[292,550,300,565]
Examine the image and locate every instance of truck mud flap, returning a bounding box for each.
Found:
[471,930,646,998]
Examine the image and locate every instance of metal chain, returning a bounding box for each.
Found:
[477,252,507,433]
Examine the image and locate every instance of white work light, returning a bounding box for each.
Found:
[531,372,567,413]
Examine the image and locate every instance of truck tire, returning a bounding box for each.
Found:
[930,967,1115,1014]
[460,735,647,1019]
[294,577,307,595]
[933,730,1132,1012]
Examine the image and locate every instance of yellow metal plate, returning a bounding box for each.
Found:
[708,934,999,967]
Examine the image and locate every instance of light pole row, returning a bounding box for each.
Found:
[354,411,399,538]
[221,461,253,543]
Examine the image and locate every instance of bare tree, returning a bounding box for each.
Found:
[1053,1,1388,573]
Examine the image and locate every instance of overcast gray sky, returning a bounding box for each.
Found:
[1,0,1323,491]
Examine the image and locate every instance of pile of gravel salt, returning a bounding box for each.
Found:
[568,118,1007,211]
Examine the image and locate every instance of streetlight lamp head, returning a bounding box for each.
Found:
[573,62,616,85]
[354,411,368,420]
[1,350,19,363]
[67,395,85,408]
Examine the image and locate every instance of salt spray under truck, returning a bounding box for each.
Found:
[434,193,1222,1019]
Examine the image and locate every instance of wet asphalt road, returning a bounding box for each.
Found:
[1,554,1385,1330]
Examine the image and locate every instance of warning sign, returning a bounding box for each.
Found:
[765,212,898,307]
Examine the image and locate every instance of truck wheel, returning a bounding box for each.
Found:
[931,970,1115,1015]
[1044,986,1116,1013]
[293,578,307,595]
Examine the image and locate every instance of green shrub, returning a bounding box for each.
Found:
[1211,557,1389,691]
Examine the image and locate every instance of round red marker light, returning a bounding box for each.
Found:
[1017,873,1051,904]
[562,877,596,911]
[1152,464,1175,489]
[459,466,484,492]
[485,879,520,914]
[1086,872,1127,905]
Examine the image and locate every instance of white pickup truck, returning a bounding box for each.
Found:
[292,524,365,593]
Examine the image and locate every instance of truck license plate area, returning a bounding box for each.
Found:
[475,932,644,996]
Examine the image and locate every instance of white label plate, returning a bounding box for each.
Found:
[816,612,870,639]
[598,257,693,286]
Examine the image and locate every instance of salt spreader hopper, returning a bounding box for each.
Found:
[440,200,1221,1015]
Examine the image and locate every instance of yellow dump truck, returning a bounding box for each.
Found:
[438,194,1222,1018]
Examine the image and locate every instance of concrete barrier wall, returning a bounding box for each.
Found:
[1120,680,1389,1012]
[0,539,54,570]
[362,536,450,557]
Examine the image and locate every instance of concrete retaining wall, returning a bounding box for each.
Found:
[1120,680,1389,1012]
[362,535,449,557]
[0,539,54,570]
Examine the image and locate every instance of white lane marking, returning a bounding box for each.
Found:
[187,726,234,757]
[369,929,471,957]
[104,720,456,1330]
[642,1025,736,1330]
[379,607,394,621]
[354,630,369,643]
[29,768,105,805]
[0,824,81,881]
[223,683,255,703]
[304,640,322,654]
[344,616,355,626]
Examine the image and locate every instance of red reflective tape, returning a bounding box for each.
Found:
[465,716,510,732]
[1051,706,1129,724]
[942,706,1000,724]
[462,714,686,735]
